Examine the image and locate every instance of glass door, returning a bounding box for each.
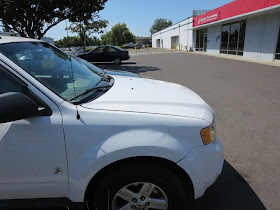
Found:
[203,32,208,52]
[195,29,208,52]
[275,28,280,60]
[220,20,246,56]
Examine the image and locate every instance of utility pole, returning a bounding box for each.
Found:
[66,20,69,37]
[65,20,70,50]
[105,27,108,45]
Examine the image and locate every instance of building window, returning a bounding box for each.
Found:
[220,20,246,56]
[195,29,207,52]
[275,28,280,60]
[238,21,246,55]
[220,25,230,54]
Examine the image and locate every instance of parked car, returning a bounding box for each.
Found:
[136,43,142,49]
[123,43,142,49]
[0,37,224,210]
[77,45,130,65]
[68,54,141,78]
[122,43,136,49]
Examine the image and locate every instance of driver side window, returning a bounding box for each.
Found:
[0,66,52,113]
[0,68,23,94]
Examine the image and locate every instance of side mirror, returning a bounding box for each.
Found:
[0,92,40,123]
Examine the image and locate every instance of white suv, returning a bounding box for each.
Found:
[0,37,224,210]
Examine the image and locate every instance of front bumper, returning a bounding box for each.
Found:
[177,137,224,199]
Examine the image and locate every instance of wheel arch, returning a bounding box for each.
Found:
[84,156,194,203]
[67,129,195,202]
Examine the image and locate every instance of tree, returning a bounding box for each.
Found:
[67,16,108,51]
[100,23,135,46]
[150,18,173,35]
[55,36,100,48]
[0,0,108,39]
[100,31,113,45]
[55,36,80,48]
[86,36,100,46]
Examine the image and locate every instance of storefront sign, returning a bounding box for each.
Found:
[193,0,280,28]
[198,13,220,25]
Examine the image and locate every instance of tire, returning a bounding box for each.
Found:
[88,160,193,210]
[114,57,121,65]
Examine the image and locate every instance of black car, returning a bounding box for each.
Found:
[77,45,130,65]
[73,56,141,78]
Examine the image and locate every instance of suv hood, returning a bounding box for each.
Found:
[106,70,141,78]
[81,76,214,123]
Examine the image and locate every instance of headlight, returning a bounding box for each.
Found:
[200,120,216,145]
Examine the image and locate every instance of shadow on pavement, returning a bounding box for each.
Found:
[1,161,265,210]
[193,160,266,210]
[95,62,160,74]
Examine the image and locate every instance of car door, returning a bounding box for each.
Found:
[92,47,107,62]
[83,49,97,62]
[106,47,118,62]
[0,65,68,200]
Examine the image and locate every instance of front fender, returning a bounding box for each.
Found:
[68,129,193,202]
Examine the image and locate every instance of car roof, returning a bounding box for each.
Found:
[0,36,42,45]
[97,45,118,48]
[93,45,126,51]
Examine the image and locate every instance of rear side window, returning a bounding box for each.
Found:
[94,47,106,53]
[107,47,117,52]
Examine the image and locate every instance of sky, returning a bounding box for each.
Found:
[46,0,234,41]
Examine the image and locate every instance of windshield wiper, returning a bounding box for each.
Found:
[96,71,111,86]
[70,85,112,102]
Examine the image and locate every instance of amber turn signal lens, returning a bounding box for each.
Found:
[200,124,216,145]
[201,127,212,144]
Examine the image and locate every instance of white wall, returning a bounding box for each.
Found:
[152,17,193,50]
[206,25,221,55]
[244,12,280,61]
[259,12,280,61]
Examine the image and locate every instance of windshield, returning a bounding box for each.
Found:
[0,42,108,103]
[73,56,103,75]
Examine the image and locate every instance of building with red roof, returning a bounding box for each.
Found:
[152,0,280,61]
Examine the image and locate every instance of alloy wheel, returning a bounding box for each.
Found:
[112,182,168,210]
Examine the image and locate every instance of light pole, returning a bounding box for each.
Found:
[105,27,107,45]
[66,20,69,37]
[65,20,70,50]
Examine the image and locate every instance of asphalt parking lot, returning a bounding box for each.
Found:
[98,53,280,210]
[7,52,279,210]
